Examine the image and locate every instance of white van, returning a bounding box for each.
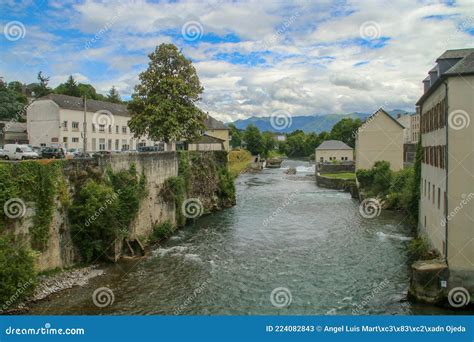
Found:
[3,144,40,160]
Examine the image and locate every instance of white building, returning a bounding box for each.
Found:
[27,94,166,152]
[396,114,412,144]
[315,140,353,163]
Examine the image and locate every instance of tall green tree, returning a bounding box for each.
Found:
[329,117,362,147]
[32,71,52,98]
[242,124,263,155]
[261,132,276,158]
[128,43,205,143]
[54,75,81,97]
[107,86,122,103]
[227,123,242,149]
[0,81,27,121]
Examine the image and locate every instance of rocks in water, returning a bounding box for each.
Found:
[285,167,297,175]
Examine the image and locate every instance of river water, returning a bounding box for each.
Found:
[30,160,458,315]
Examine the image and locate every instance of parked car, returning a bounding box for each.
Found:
[0,148,6,159]
[41,147,65,159]
[66,148,82,159]
[3,144,40,160]
[73,152,93,159]
[138,145,164,152]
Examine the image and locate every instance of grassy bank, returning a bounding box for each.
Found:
[321,172,356,180]
[228,149,253,177]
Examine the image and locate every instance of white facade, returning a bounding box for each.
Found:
[410,112,420,143]
[27,99,165,152]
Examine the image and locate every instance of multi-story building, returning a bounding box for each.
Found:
[410,109,420,143]
[27,94,229,152]
[355,108,404,171]
[416,48,474,296]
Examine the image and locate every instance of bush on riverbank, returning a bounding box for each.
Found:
[228,149,253,177]
[356,159,420,225]
[0,236,36,308]
[150,221,175,242]
[69,165,147,262]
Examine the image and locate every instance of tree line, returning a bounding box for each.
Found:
[228,117,362,158]
[0,73,123,121]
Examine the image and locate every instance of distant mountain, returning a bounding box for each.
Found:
[229,110,412,133]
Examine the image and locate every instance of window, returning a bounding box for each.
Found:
[99,138,106,151]
[63,137,68,143]
[108,125,112,133]
[72,121,79,130]
[116,125,119,134]
[432,184,435,204]
[115,139,119,151]
[99,124,105,133]
[320,157,324,162]
[122,126,127,134]
[438,188,441,209]
[108,139,112,150]
[92,124,96,132]
[72,137,79,143]
[62,121,68,130]
[121,139,129,151]
[428,182,430,200]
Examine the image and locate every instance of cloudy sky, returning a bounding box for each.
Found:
[1,0,473,122]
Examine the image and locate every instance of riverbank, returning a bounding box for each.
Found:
[1,265,104,314]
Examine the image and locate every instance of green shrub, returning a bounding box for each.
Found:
[69,180,121,262]
[150,221,174,242]
[161,176,186,226]
[218,167,236,204]
[0,236,36,308]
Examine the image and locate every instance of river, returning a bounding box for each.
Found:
[29,160,459,315]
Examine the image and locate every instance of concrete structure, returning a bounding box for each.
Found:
[396,114,412,144]
[416,48,474,300]
[0,121,28,146]
[315,140,353,163]
[355,108,404,171]
[27,94,163,152]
